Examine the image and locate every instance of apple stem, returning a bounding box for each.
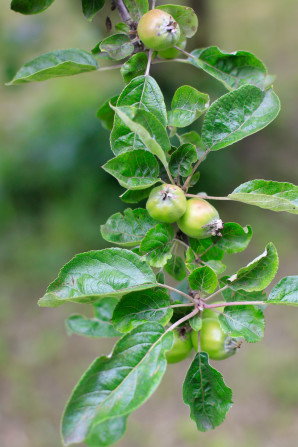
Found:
[145,49,153,76]
[157,283,196,303]
[166,308,199,333]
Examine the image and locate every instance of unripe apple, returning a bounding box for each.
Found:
[146,184,187,223]
[177,198,223,239]
[137,9,181,51]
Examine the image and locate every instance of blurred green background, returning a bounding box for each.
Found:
[1,0,297,446]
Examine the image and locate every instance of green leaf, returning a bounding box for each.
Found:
[190,47,268,90]
[103,149,160,190]
[229,180,298,214]
[115,22,130,33]
[61,322,173,445]
[123,0,149,21]
[179,130,206,159]
[97,95,118,131]
[221,285,267,303]
[202,85,280,151]
[190,238,224,261]
[164,254,187,281]
[112,289,173,332]
[168,86,210,128]
[11,0,55,14]
[183,352,233,431]
[204,260,226,274]
[101,208,158,247]
[228,243,279,292]
[213,223,252,254]
[189,314,202,331]
[82,0,105,20]
[66,298,120,338]
[92,40,114,60]
[7,49,98,85]
[219,306,264,343]
[121,53,148,84]
[189,266,218,295]
[85,416,128,447]
[120,186,155,204]
[100,34,134,60]
[38,248,157,307]
[111,76,167,155]
[112,106,170,167]
[169,144,197,178]
[268,276,298,306]
[169,279,190,304]
[140,224,174,268]
[157,5,198,38]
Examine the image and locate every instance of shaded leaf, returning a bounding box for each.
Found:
[189,266,218,295]
[222,286,267,303]
[190,238,224,261]
[219,306,264,343]
[121,53,148,84]
[213,222,252,254]
[111,76,167,155]
[97,95,118,131]
[82,0,105,20]
[140,224,174,268]
[120,186,155,203]
[66,298,120,338]
[164,254,187,281]
[179,130,206,159]
[168,86,209,128]
[169,144,197,178]
[124,0,149,21]
[112,106,170,167]
[112,289,173,332]
[11,0,55,14]
[183,353,233,431]
[61,322,173,445]
[100,34,134,60]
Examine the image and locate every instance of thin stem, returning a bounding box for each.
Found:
[157,283,196,303]
[174,47,197,61]
[165,165,175,185]
[97,64,123,72]
[166,308,199,333]
[145,49,153,76]
[152,0,156,8]
[96,59,189,74]
[186,194,230,201]
[203,285,229,302]
[182,149,211,191]
[115,0,132,23]
[206,300,266,309]
[170,303,195,309]
[174,238,189,250]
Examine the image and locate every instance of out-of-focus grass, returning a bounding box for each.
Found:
[0,0,297,446]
